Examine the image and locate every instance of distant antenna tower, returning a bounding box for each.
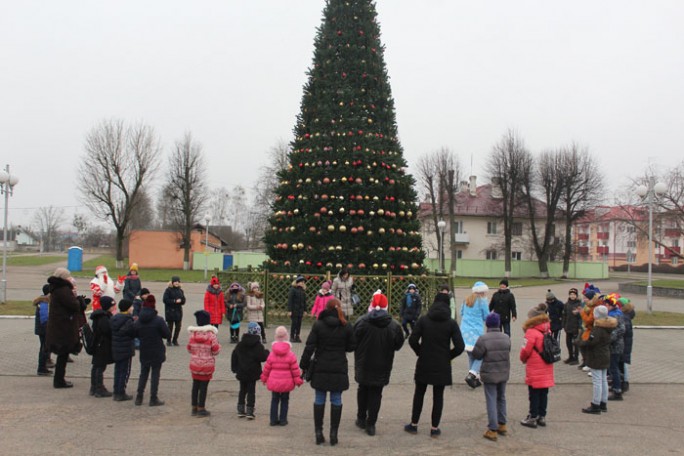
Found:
[470,153,473,176]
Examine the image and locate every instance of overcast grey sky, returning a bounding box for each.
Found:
[2,0,683,228]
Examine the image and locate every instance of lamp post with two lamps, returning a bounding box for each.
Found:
[0,165,20,304]
[636,178,667,314]
[437,219,446,274]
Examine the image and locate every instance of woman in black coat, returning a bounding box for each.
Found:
[90,296,115,397]
[353,292,404,436]
[162,276,186,346]
[134,295,171,406]
[300,298,355,446]
[45,268,82,389]
[405,288,465,437]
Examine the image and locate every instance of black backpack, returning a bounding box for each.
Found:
[535,332,561,364]
[81,322,95,355]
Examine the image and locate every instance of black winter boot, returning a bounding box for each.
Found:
[237,404,246,417]
[582,403,601,414]
[313,404,325,445]
[330,404,343,446]
[608,391,623,401]
[622,381,630,393]
[599,402,608,412]
[149,396,165,406]
[135,394,143,406]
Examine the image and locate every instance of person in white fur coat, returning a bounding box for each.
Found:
[90,265,123,313]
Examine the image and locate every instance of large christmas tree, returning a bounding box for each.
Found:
[264,0,424,274]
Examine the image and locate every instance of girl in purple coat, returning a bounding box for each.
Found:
[261,326,304,426]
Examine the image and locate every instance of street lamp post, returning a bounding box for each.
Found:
[204,213,211,280]
[636,178,667,314]
[0,165,20,304]
[437,219,446,275]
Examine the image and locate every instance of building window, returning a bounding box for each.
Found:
[627,252,636,263]
[512,222,523,236]
[511,251,522,261]
[626,225,636,233]
[486,250,498,260]
[674,239,680,248]
[627,240,636,248]
[454,221,464,234]
[456,250,463,259]
[672,257,679,266]
[487,221,497,235]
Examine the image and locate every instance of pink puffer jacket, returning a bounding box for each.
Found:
[261,341,303,393]
[187,325,221,381]
[520,315,555,389]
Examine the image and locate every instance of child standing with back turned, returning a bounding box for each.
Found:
[188,310,221,417]
[232,322,269,419]
[261,326,304,426]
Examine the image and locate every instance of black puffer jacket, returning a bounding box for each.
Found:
[409,294,465,386]
[90,310,114,367]
[622,305,635,364]
[577,317,616,369]
[231,334,269,382]
[110,313,136,362]
[163,285,186,322]
[400,292,422,321]
[353,310,404,386]
[134,307,171,365]
[288,285,307,315]
[45,276,81,356]
[471,327,511,384]
[301,309,355,392]
[562,298,582,334]
[489,288,517,324]
[547,298,564,332]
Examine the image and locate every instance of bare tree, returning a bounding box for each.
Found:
[33,206,64,252]
[486,129,530,278]
[129,189,155,230]
[162,132,208,270]
[72,213,89,245]
[520,149,562,278]
[78,119,161,267]
[416,148,460,273]
[558,144,602,277]
[252,140,290,244]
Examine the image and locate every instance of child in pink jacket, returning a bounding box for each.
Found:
[311,281,334,318]
[261,326,304,426]
[187,310,221,417]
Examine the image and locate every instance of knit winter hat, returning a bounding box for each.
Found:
[407,283,417,291]
[100,296,115,312]
[295,275,306,284]
[171,276,180,284]
[527,302,548,319]
[194,310,211,327]
[210,276,220,286]
[472,281,489,294]
[247,322,261,336]
[143,295,156,309]
[274,326,289,343]
[370,290,388,310]
[140,288,150,296]
[499,278,509,287]
[229,282,240,292]
[569,288,579,295]
[546,289,556,300]
[118,299,133,313]
[321,280,331,290]
[250,282,260,290]
[129,263,139,272]
[593,305,608,320]
[583,282,600,300]
[485,312,501,328]
[53,267,71,280]
[42,284,50,296]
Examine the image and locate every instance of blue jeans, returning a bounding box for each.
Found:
[467,351,483,374]
[315,389,342,406]
[501,321,511,337]
[609,353,622,393]
[484,382,507,430]
[591,368,609,404]
[271,392,290,423]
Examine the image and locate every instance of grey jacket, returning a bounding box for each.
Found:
[471,327,511,384]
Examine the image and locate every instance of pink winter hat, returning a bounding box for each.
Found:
[274,326,289,343]
[321,281,332,290]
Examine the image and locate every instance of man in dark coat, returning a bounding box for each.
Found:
[45,268,82,389]
[404,285,465,437]
[288,276,308,343]
[545,289,565,344]
[134,295,171,406]
[562,288,582,364]
[90,296,115,397]
[111,299,136,401]
[162,276,186,346]
[353,292,404,436]
[489,279,517,336]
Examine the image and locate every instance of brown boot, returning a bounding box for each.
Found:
[496,423,508,436]
[483,429,498,441]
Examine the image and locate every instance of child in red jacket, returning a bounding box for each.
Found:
[519,303,555,429]
[187,310,221,417]
[203,276,225,329]
[261,326,303,426]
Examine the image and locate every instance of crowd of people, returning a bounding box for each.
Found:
[34,265,635,445]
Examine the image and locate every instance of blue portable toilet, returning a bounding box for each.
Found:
[223,254,234,270]
[67,246,83,272]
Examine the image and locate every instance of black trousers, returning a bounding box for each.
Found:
[37,334,48,372]
[357,384,384,426]
[53,353,69,387]
[410,382,445,428]
[528,386,549,418]
[137,362,162,397]
[238,380,256,408]
[167,320,182,343]
[565,332,579,360]
[91,364,108,388]
[192,379,209,407]
[290,314,303,338]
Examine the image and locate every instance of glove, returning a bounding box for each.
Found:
[117,275,126,283]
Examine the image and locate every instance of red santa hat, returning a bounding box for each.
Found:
[95,265,108,276]
[370,290,388,311]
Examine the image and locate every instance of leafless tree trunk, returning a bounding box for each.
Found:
[486,129,529,278]
[161,132,208,270]
[78,119,161,267]
[417,148,459,273]
[559,144,602,277]
[251,140,290,250]
[33,206,64,252]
